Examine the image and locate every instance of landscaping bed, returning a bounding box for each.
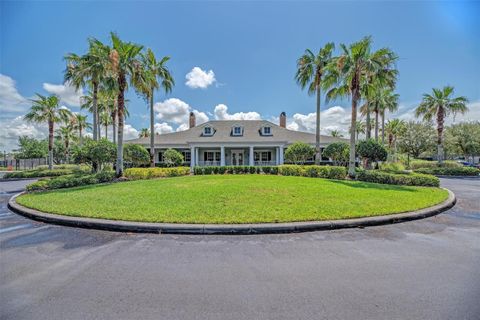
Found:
[16,175,449,224]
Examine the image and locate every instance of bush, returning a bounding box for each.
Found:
[163,149,184,167]
[4,169,76,179]
[409,160,461,169]
[414,167,480,176]
[379,162,406,173]
[357,139,388,164]
[323,142,349,166]
[356,170,440,187]
[284,142,315,165]
[124,167,190,180]
[123,144,150,167]
[25,171,116,192]
[72,138,116,170]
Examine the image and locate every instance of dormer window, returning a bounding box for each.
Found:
[261,126,272,136]
[203,126,214,136]
[232,125,243,136]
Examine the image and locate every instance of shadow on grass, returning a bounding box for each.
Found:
[329,179,421,192]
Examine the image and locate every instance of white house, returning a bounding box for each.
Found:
[126,112,347,169]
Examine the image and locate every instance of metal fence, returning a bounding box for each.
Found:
[0,158,48,170]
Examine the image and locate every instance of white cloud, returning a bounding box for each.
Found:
[214,104,261,120]
[43,82,83,106]
[185,67,216,89]
[154,98,209,131]
[122,124,140,140]
[0,116,48,151]
[0,74,29,113]
[154,122,174,134]
[287,106,351,136]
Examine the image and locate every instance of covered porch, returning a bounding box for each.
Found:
[192,146,284,168]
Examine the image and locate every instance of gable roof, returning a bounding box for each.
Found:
[126,120,347,146]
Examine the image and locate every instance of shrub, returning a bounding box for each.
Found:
[357,139,388,165]
[25,171,116,192]
[409,159,462,169]
[163,149,184,167]
[284,142,315,165]
[4,169,76,179]
[278,165,305,176]
[123,144,150,167]
[414,167,479,176]
[72,138,116,170]
[379,162,406,173]
[323,142,349,166]
[124,167,190,180]
[356,170,440,187]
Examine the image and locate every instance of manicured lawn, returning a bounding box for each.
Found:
[16,175,449,224]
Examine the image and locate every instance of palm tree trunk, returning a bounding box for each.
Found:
[105,125,108,139]
[116,74,126,177]
[374,107,379,142]
[381,111,385,144]
[65,140,69,164]
[366,102,371,140]
[437,107,445,165]
[92,81,98,141]
[315,84,321,165]
[48,120,54,170]
[79,128,83,146]
[348,83,359,177]
[150,90,155,167]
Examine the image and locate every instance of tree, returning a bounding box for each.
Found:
[295,43,335,165]
[109,32,144,177]
[139,128,150,138]
[163,148,184,167]
[323,142,349,166]
[284,142,315,165]
[385,119,406,162]
[137,48,174,167]
[445,122,480,163]
[56,124,76,163]
[325,36,398,176]
[330,129,343,138]
[398,121,436,165]
[378,90,399,144]
[357,139,387,168]
[14,136,48,159]
[123,144,150,167]
[24,94,72,169]
[351,121,366,141]
[73,138,116,171]
[415,86,469,164]
[65,38,111,141]
[71,113,91,145]
[99,110,112,139]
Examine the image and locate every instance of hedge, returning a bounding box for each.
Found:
[356,170,440,187]
[414,167,480,176]
[4,169,79,179]
[409,160,461,169]
[124,167,191,180]
[26,171,116,192]
[194,165,347,180]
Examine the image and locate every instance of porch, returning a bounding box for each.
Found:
[193,146,283,167]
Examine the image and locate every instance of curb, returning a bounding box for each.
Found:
[8,189,456,235]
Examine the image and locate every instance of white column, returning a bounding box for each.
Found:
[190,146,195,171]
[276,147,279,165]
[279,145,284,164]
[220,146,225,166]
[195,148,199,166]
[249,146,254,166]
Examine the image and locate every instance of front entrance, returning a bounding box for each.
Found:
[231,150,244,166]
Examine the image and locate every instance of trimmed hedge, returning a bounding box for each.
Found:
[414,167,480,176]
[4,169,78,179]
[356,170,440,187]
[26,171,116,192]
[409,160,461,169]
[194,165,347,180]
[124,167,191,180]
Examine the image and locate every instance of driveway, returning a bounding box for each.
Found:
[1,177,479,320]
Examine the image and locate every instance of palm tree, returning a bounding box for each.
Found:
[24,94,72,169]
[71,113,91,145]
[295,43,335,165]
[109,32,144,177]
[330,129,343,138]
[137,48,174,167]
[379,90,399,144]
[139,128,150,138]
[351,121,366,141]
[325,36,397,176]
[415,86,468,164]
[64,38,110,141]
[99,110,112,139]
[385,119,406,161]
[56,124,76,163]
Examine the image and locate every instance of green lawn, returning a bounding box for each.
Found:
[16,175,449,224]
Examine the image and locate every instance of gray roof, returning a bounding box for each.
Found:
[126,120,347,146]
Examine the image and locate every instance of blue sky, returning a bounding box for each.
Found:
[1,0,479,151]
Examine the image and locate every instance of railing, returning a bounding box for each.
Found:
[197,161,221,166]
[254,161,277,166]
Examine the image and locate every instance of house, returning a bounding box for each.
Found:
[126,112,347,169]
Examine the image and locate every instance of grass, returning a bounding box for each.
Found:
[16,175,449,224]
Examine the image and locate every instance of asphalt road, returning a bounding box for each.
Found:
[1,178,479,320]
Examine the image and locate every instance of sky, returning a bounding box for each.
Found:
[1,0,479,151]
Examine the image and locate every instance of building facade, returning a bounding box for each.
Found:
[126,112,347,170]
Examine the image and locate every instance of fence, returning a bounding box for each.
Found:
[0,158,48,170]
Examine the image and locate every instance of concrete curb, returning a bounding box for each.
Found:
[8,189,456,235]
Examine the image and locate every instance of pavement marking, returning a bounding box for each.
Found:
[0,224,32,234]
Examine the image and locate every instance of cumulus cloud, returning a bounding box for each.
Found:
[0,116,48,151]
[43,82,83,106]
[185,67,216,89]
[0,74,29,113]
[154,122,174,134]
[287,106,351,136]
[214,104,261,120]
[154,98,209,130]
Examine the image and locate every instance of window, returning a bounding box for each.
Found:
[181,151,191,162]
[254,151,272,162]
[261,126,272,135]
[158,152,164,162]
[203,126,213,136]
[204,151,221,161]
[232,126,243,136]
